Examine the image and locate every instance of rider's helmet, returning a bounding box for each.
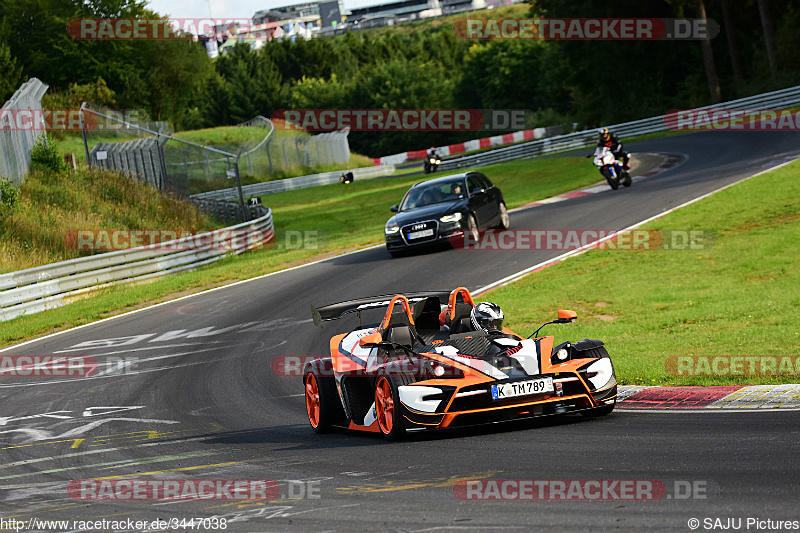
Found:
[598,127,610,141]
[471,302,504,331]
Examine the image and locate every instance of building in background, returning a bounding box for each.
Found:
[197,0,499,55]
[440,0,487,16]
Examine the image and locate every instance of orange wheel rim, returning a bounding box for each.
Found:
[305,374,320,428]
[375,376,394,434]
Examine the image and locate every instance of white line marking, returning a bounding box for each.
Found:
[52,342,203,355]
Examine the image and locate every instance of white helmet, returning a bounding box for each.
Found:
[471,302,504,331]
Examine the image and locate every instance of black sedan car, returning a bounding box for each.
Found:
[384,172,509,256]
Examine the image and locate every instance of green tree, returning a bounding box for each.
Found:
[0,39,22,102]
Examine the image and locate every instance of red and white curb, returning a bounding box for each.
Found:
[617,384,800,409]
[372,128,544,166]
[511,152,685,212]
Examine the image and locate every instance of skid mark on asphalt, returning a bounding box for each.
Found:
[1,430,271,471]
[0,449,236,481]
[2,428,184,451]
[337,470,501,494]
[0,341,286,388]
[1,502,91,519]
[88,458,270,481]
[0,419,179,447]
[408,526,528,533]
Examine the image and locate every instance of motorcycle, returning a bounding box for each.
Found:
[423,152,441,174]
[590,146,631,190]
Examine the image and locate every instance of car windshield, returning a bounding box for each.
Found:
[400,179,466,210]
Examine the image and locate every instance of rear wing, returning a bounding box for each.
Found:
[311,291,451,328]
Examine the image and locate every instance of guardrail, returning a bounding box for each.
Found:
[190,164,396,201]
[0,211,274,322]
[439,84,800,171]
[189,198,270,224]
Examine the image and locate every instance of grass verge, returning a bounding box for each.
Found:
[487,159,800,386]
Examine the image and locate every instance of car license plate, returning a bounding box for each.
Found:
[407,229,434,240]
[491,377,553,400]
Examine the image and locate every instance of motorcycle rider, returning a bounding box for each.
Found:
[597,128,630,170]
[424,146,441,173]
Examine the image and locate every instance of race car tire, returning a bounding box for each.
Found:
[374,374,405,440]
[580,401,615,418]
[304,370,339,433]
[496,202,510,230]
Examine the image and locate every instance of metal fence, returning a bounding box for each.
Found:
[191,164,396,202]
[81,103,251,220]
[82,106,352,195]
[439,84,800,171]
[235,119,351,176]
[0,78,49,184]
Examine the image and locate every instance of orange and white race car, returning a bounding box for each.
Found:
[304,287,617,439]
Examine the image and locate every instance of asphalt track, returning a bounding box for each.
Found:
[1,131,800,532]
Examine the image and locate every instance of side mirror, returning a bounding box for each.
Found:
[359,332,383,347]
[390,205,399,212]
[556,309,578,323]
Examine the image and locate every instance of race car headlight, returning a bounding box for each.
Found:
[440,212,462,223]
[385,225,400,235]
[582,358,614,390]
[550,342,571,365]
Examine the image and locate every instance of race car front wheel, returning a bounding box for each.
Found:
[375,375,405,440]
[305,371,338,433]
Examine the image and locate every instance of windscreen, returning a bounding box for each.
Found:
[400,178,467,210]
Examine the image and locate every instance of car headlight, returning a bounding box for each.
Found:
[440,212,462,223]
[551,342,571,365]
[385,225,400,235]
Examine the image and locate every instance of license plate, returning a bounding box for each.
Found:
[491,377,554,400]
[407,229,434,240]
